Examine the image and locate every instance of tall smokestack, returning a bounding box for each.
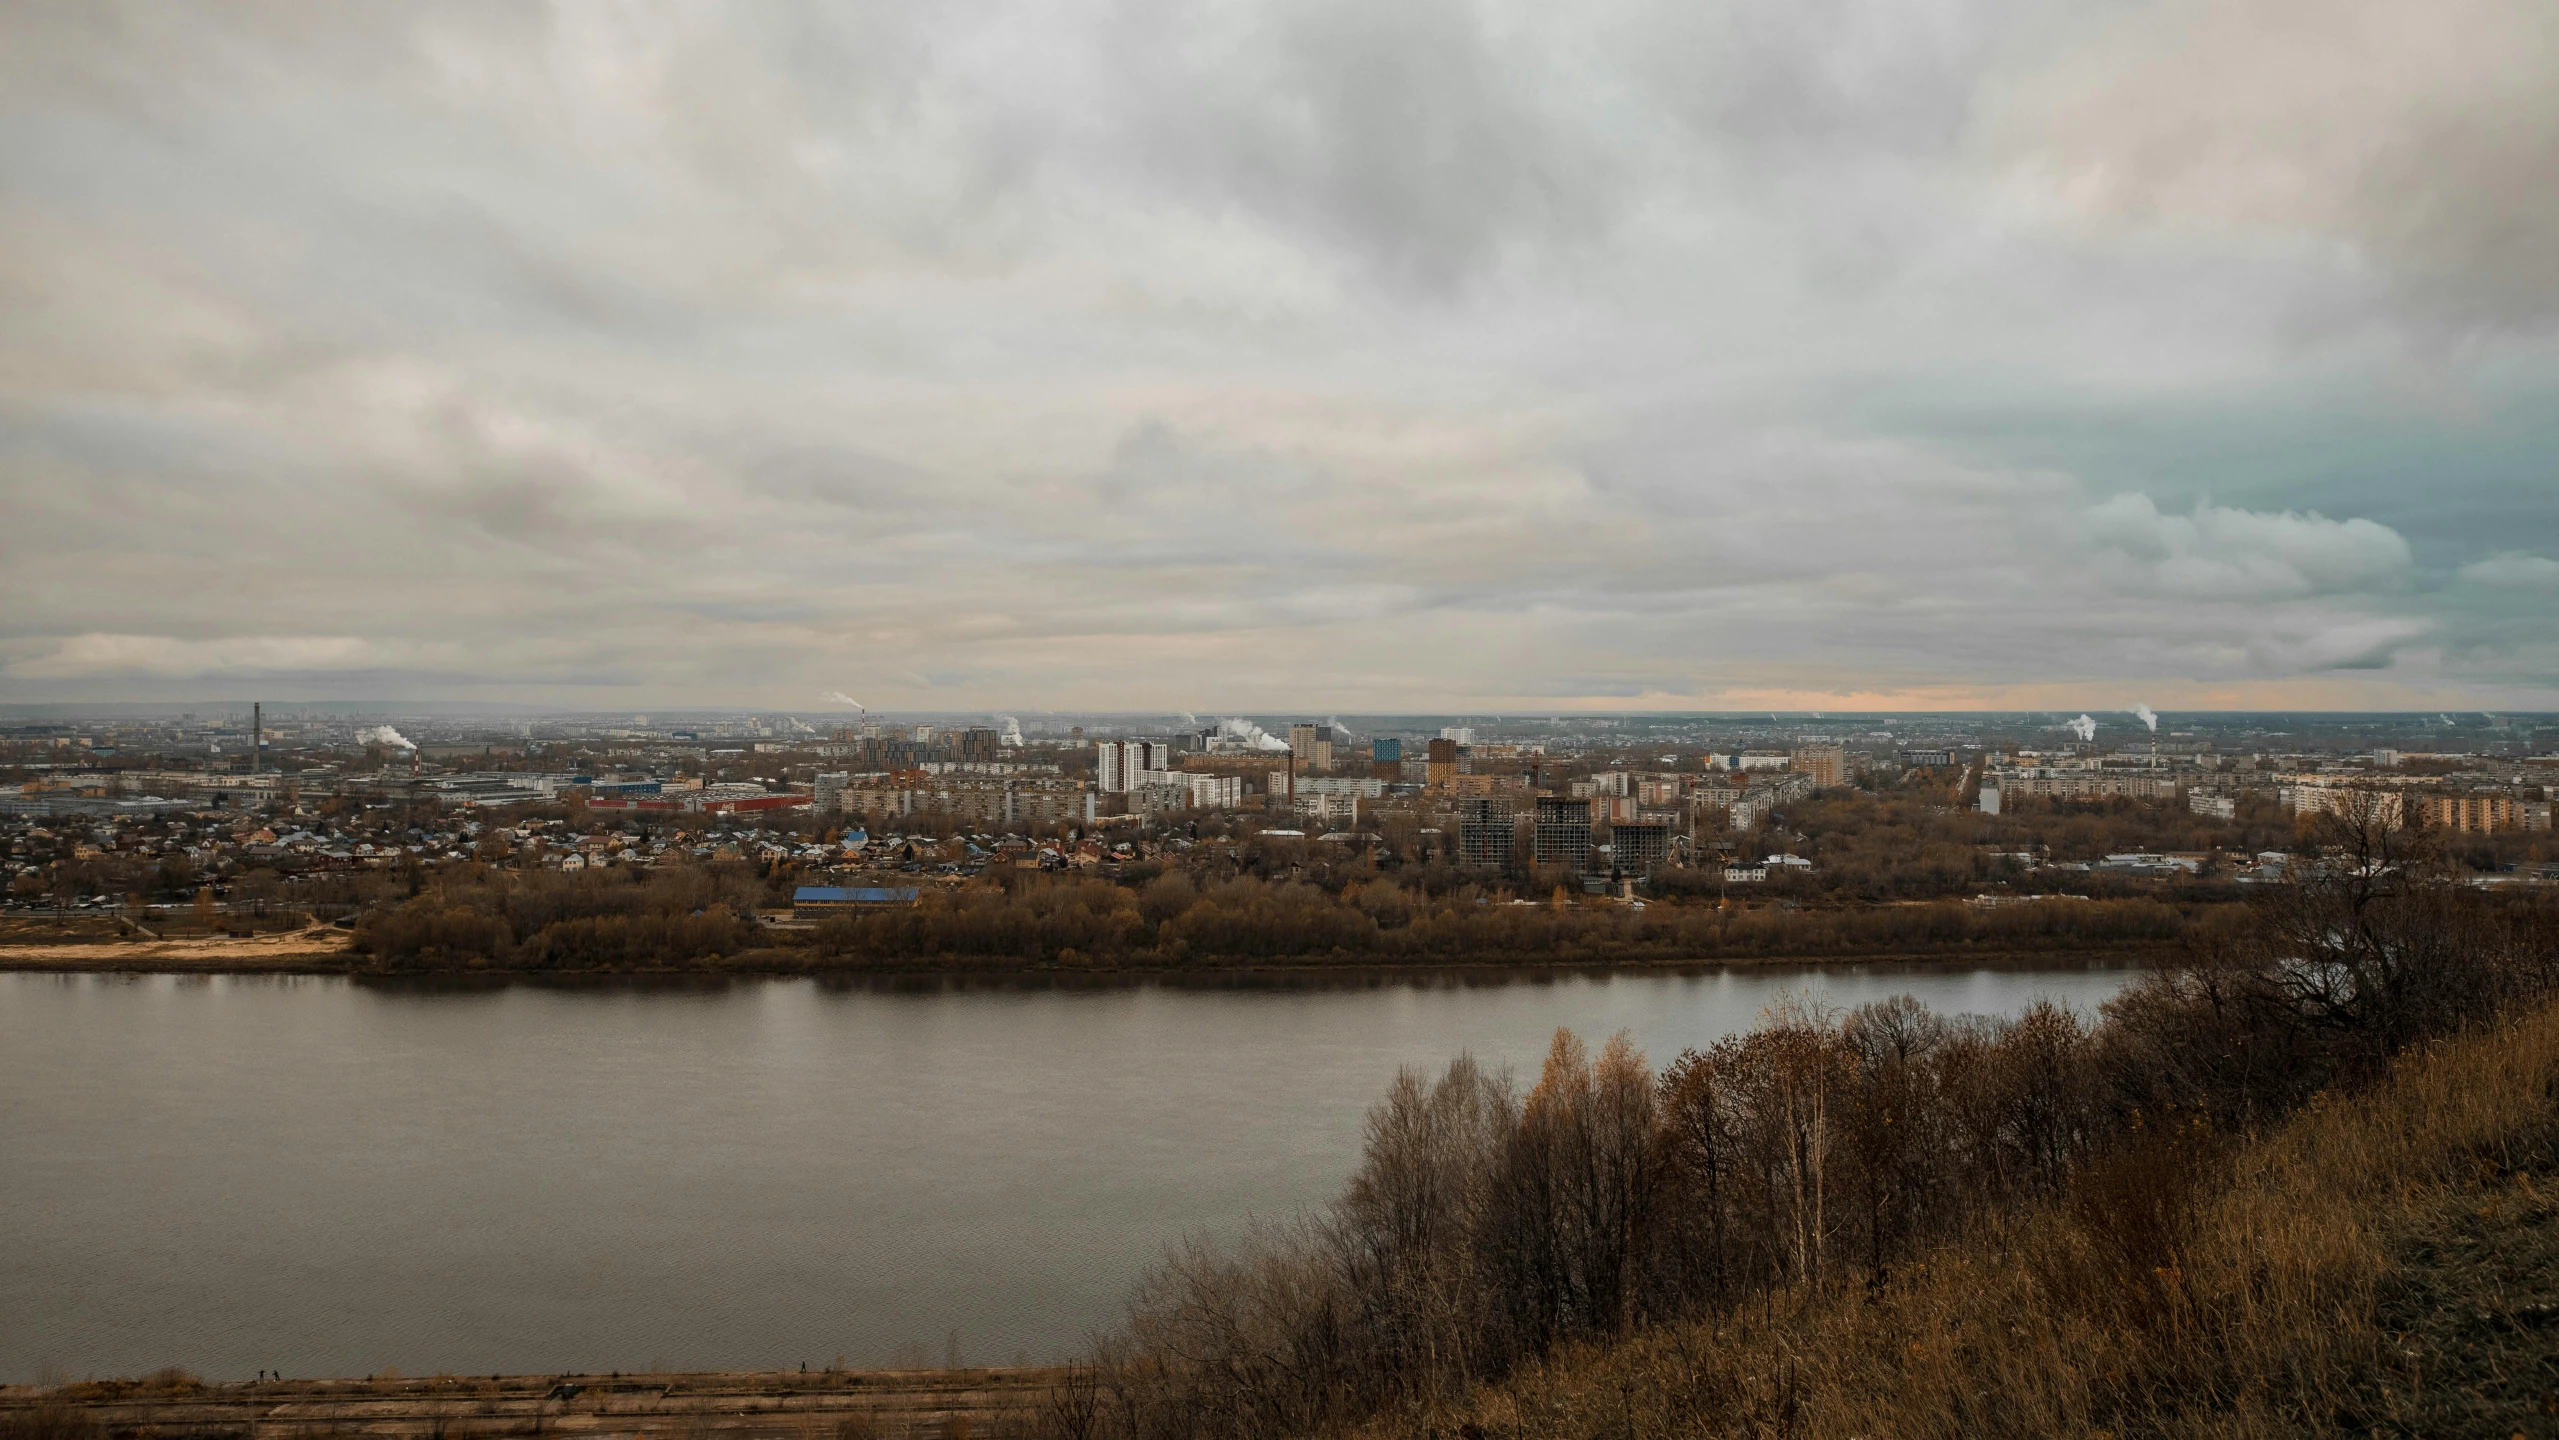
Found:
[251,702,261,776]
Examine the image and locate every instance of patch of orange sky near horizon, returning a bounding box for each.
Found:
[1532,678,2545,714]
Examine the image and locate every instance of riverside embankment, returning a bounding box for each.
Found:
[1,1368,1050,1440]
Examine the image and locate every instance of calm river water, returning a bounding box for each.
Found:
[1,963,2135,1382]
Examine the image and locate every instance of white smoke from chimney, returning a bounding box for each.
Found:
[358,725,416,751]
[824,692,866,713]
[1326,716,1359,742]
[2125,704,2159,733]
[2067,714,2097,743]
[998,715,1025,746]
[1219,717,1292,752]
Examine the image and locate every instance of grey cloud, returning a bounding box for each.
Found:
[1,0,2554,710]
[2458,553,2559,590]
[1994,0,2559,328]
[2080,495,2414,601]
[1636,0,2019,159]
[1103,0,1617,291]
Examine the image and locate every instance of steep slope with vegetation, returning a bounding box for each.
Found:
[1041,813,2559,1439]
[1353,976,2559,1439]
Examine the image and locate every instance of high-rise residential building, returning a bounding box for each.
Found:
[813,772,853,813]
[1790,744,1847,789]
[1611,821,1672,877]
[960,727,1000,763]
[1371,737,1402,782]
[1439,726,1475,746]
[1594,794,1642,824]
[1289,724,1334,773]
[1096,739,1169,793]
[1533,795,1592,873]
[1456,797,1513,869]
[1426,736,1458,789]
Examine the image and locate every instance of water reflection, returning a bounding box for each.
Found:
[2,963,2135,1383]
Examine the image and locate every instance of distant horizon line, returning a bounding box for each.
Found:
[2,701,2552,721]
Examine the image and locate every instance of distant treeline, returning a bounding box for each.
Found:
[812,875,2205,968]
[351,868,767,971]
[347,864,2211,972]
[1044,821,2559,1440]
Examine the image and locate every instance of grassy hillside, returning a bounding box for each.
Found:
[1362,994,2559,1439]
[1040,817,2558,1440]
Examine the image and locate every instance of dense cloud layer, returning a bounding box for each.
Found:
[2,0,2554,710]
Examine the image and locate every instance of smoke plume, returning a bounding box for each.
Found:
[358,725,416,751]
[825,692,865,711]
[998,715,1025,746]
[2067,714,2097,742]
[2125,703,2159,733]
[1220,717,1292,752]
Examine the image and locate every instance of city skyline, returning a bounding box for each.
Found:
[6,2,2557,712]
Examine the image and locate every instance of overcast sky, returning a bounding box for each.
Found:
[4,0,2556,714]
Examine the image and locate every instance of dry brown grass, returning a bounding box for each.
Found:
[0,1408,101,1440]
[1370,998,2559,1439]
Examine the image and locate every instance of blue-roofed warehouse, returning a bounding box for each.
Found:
[793,885,922,911]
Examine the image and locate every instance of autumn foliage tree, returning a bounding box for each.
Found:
[1064,824,2559,1440]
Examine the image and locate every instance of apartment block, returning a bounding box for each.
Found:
[1790,744,1847,789]
[1533,794,1592,873]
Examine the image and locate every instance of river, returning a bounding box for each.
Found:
[0,963,2137,1382]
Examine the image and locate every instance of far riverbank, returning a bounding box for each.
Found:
[0,926,2181,979]
[2,1367,1049,1440]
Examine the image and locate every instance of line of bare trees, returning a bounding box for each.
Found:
[350,867,767,971]
[811,878,2200,970]
[1044,810,2559,1439]
[341,864,2198,974]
